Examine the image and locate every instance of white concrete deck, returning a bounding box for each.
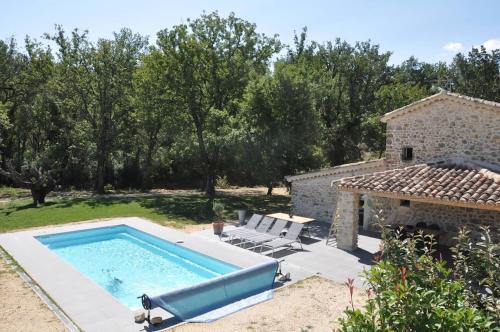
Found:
[0,217,274,332]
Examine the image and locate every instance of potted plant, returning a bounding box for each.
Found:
[212,201,225,235]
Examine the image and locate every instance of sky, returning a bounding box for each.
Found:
[1,0,499,65]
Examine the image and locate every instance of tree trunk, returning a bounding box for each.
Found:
[266,181,273,196]
[95,121,109,194]
[330,136,346,166]
[204,166,216,197]
[30,187,47,206]
[30,188,39,207]
[141,164,151,191]
[38,189,46,204]
[96,156,105,194]
[141,142,154,191]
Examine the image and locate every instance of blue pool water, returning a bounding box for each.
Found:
[36,225,240,309]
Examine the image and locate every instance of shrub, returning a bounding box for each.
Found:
[452,227,499,321]
[103,183,114,192]
[338,225,498,332]
[215,175,231,189]
[212,201,225,220]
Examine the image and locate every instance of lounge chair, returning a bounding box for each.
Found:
[229,216,275,244]
[240,219,288,247]
[260,222,304,257]
[223,214,263,240]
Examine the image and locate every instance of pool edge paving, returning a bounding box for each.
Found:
[0,217,274,332]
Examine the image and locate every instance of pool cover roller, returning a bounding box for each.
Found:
[148,259,279,320]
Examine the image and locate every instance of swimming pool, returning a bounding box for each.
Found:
[36,225,240,309]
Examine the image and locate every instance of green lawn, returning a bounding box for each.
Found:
[0,194,290,233]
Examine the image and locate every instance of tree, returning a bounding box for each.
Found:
[0,162,56,206]
[155,12,280,195]
[133,49,180,189]
[395,56,448,93]
[312,39,391,165]
[0,38,54,169]
[450,46,500,102]
[240,64,321,194]
[48,27,147,193]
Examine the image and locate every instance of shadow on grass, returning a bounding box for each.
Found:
[0,193,291,230]
[2,203,35,216]
[136,194,291,225]
[139,196,215,224]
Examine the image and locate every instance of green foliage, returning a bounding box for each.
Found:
[450,47,500,102]
[212,200,225,219]
[215,175,231,189]
[339,227,498,332]
[239,62,321,187]
[103,184,114,192]
[0,162,57,206]
[452,228,500,320]
[308,39,392,165]
[155,11,281,195]
[47,26,148,193]
[1,13,498,193]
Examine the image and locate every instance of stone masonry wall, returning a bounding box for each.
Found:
[290,176,339,223]
[335,191,359,250]
[385,97,500,169]
[365,196,499,245]
[288,160,385,223]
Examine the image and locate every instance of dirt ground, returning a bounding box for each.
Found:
[0,258,66,332]
[171,276,367,332]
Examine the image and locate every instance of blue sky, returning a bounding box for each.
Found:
[1,0,499,64]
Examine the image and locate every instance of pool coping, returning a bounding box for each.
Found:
[0,217,274,332]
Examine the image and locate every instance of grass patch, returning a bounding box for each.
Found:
[0,186,30,199]
[0,193,290,233]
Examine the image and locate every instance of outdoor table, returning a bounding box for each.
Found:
[266,213,315,237]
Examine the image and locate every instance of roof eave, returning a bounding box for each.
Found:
[339,187,500,212]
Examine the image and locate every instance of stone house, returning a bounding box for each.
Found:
[286,91,500,251]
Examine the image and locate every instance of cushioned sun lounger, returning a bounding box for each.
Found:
[229,216,274,243]
[240,219,288,246]
[260,222,304,256]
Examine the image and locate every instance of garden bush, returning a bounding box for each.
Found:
[338,221,499,332]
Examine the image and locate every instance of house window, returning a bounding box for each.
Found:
[400,200,411,207]
[401,147,413,161]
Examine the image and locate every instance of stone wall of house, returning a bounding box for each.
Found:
[289,176,340,223]
[384,96,500,169]
[287,160,385,223]
[365,196,500,245]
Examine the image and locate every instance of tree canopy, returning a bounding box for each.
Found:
[1,12,499,195]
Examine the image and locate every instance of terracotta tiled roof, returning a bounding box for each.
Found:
[339,161,500,209]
